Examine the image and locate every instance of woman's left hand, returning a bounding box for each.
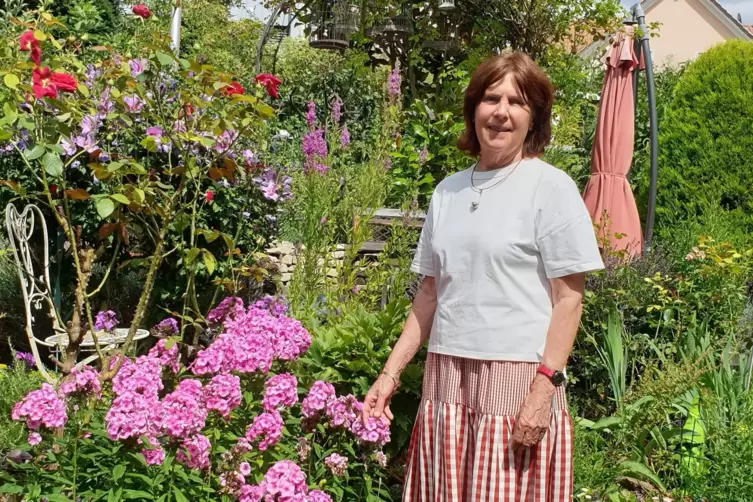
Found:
[512,375,555,450]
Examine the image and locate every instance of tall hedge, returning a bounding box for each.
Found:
[653,40,753,227]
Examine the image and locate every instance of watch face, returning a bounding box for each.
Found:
[552,371,566,386]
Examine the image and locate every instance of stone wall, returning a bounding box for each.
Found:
[265,240,350,289]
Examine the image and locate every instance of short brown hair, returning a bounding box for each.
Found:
[457,52,554,157]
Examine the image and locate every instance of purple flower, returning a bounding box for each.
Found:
[419,147,428,164]
[146,126,163,138]
[61,138,76,156]
[15,352,35,368]
[215,130,237,153]
[305,101,316,128]
[331,98,342,124]
[94,310,118,332]
[173,119,186,133]
[123,94,144,113]
[340,127,350,148]
[80,114,99,136]
[242,149,258,165]
[388,67,401,96]
[261,181,279,201]
[73,134,97,153]
[154,317,179,337]
[129,58,148,77]
[206,296,244,325]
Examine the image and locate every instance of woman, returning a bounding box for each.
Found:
[362,52,604,500]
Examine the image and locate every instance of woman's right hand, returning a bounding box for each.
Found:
[362,374,397,426]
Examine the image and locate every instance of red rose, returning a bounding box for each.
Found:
[19,30,42,65]
[255,73,282,99]
[32,66,57,99]
[132,4,152,19]
[205,190,214,203]
[52,72,77,93]
[223,82,245,96]
[30,44,42,65]
[19,30,37,51]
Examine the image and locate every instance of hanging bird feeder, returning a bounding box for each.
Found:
[438,0,456,11]
[309,0,349,51]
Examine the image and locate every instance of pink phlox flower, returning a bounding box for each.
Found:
[308,490,333,502]
[148,339,181,373]
[207,296,244,325]
[176,434,211,470]
[59,365,102,398]
[301,381,336,419]
[160,379,207,438]
[262,373,298,411]
[112,355,163,397]
[204,373,242,419]
[350,414,391,447]
[326,394,360,429]
[263,460,307,500]
[105,391,161,440]
[139,436,165,465]
[238,482,266,502]
[27,432,42,445]
[324,453,348,476]
[11,383,67,430]
[245,410,283,451]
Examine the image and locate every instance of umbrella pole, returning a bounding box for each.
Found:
[633,3,659,252]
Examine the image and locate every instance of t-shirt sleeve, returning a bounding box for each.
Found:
[535,173,604,279]
[410,194,437,277]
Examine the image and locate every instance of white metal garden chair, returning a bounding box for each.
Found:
[5,203,149,381]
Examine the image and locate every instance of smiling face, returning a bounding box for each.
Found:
[473,74,532,165]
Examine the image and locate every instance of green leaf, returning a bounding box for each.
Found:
[0,485,24,494]
[77,83,90,98]
[43,152,63,177]
[172,487,189,502]
[113,464,126,481]
[185,247,200,264]
[202,249,216,275]
[24,145,45,161]
[44,495,73,502]
[123,490,153,500]
[3,73,20,90]
[96,198,115,219]
[620,460,667,492]
[156,51,176,67]
[110,194,130,204]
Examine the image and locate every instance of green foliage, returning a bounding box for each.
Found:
[651,40,753,229]
[0,363,44,453]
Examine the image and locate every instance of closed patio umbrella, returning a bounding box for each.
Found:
[583,31,643,256]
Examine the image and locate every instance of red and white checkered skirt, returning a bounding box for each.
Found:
[402,353,573,501]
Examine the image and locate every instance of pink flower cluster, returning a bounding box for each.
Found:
[264,460,307,500]
[204,374,242,419]
[148,339,181,373]
[350,414,391,447]
[11,383,67,430]
[301,383,391,446]
[207,296,244,325]
[191,299,311,376]
[112,355,164,397]
[141,437,166,466]
[245,410,283,451]
[161,379,207,438]
[301,380,335,418]
[177,434,211,470]
[324,453,348,477]
[59,365,102,398]
[263,373,298,411]
[106,355,163,442]
[326,394,361,429]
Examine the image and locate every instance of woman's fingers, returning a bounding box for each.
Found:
[384,405,394,421]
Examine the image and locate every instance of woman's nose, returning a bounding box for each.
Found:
[493,101,509,118]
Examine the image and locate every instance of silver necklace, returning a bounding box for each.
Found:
[469,158,523,211]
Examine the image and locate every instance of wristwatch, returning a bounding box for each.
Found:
[536,363,566,386]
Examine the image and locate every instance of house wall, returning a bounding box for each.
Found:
[645,0,739,65]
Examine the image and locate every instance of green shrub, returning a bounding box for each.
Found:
[0,363,44,454]
[649,40,753,229]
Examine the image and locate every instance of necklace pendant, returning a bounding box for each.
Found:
[471,201,479,211]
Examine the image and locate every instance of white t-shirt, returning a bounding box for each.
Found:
[410,157,604,362]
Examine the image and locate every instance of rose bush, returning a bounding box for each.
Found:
[0,13,288,375]
[2,296,393,501]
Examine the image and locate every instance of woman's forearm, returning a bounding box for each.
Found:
[383,276,437,377]
[541,274,585,372]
